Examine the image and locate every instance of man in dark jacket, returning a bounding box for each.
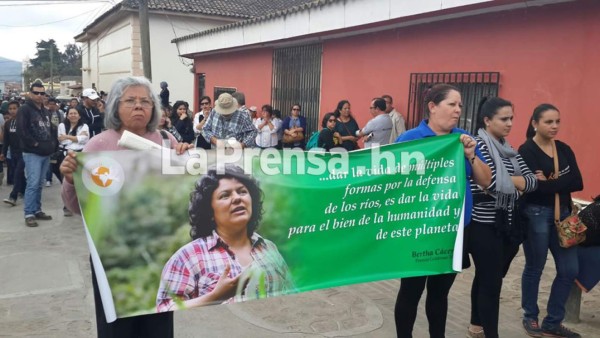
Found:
[16,82,57,227]
[77,88,102,138]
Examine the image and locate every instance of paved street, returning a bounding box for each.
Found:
[1,182,599,337]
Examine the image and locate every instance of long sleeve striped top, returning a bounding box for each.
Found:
[470,136,538,224]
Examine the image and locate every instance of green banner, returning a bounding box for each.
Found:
[74,133,466,321]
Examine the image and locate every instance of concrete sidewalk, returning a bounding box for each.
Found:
[1,182,599,337]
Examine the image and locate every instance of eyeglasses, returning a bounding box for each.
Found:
[292,108,300,111]
[31,91,46,96]
[120,98,153,109]
[200,102,211,106]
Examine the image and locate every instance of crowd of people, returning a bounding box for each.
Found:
[1,76,598,338]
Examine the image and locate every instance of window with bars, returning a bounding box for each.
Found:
[406,72,500,133]
[272,44,323,138]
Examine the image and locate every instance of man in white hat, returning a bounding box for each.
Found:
[202,93,257,148]
[77,88,102,137]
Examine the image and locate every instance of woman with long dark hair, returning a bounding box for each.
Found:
[58,107,89,153]
[519,103,583,338]
[467,97,537,338]
[172,100,195,143]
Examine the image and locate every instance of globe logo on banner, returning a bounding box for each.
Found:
[82,157,124,196]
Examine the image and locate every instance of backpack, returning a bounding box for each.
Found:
[305,131,320,150]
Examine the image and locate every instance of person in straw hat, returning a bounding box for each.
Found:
[202,93,257,149]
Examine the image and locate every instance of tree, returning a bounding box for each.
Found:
[61,43,82,76]
[25,39,82,85]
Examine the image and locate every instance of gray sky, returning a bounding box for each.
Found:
[0,0,117,62]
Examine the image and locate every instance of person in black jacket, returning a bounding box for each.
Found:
[159,81,170,108]
[77,88,103,138]
[317,112,339,151]
[172,101,195,143]
[16,82,58,227]
[2,101,26,206]
[519,103,583,338]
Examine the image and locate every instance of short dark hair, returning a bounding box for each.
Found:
[381,94,393,103]
[476,96,513,130]
[526,103,559,139]
[47,97,58,104]
[30,81,44,91]
[372,98,386,112]
[189,164,264,240]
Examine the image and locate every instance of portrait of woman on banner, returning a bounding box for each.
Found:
[156,164,294,312]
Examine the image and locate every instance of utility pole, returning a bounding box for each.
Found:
[139,0,152,81]
[49,48,54,95]
[37,47,54,95]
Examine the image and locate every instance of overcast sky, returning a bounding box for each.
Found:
[0,0,118,62]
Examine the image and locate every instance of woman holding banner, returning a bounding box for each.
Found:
[467,97,537,338]
[60,76,192,338]
[156,164,294,311]
[393,84,492,338]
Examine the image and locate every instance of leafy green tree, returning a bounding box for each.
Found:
[25,39,82,85]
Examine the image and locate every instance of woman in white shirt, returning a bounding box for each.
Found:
[254,104,280,149]
[58,107,90,152]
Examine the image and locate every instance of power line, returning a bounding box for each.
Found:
[0,7,101,27]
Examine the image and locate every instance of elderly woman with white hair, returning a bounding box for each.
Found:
[60,76,192,338]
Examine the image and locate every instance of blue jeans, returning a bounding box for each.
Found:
[23,152,50,218]
[521,203,579,329]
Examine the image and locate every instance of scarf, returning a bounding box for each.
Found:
[477,128,522,210]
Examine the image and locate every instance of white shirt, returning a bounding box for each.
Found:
[254,118,280,148]
[193,111,209,135]
[58,123,89,151]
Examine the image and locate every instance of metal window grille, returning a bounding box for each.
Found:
[272,44,323,138]
[406,72,500,133]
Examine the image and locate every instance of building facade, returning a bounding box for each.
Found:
[175,0,598,200]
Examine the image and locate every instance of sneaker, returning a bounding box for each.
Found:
[542,324,581,338]
[523,318,543,337]
[45,181,51,187]
[63,207,73,217]
[34,211,52,220]
[25,217,38,227]
[3,198,16,206]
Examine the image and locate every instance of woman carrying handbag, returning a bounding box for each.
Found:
[518,103,584,338]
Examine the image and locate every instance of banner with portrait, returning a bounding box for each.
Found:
[74,133,467,322]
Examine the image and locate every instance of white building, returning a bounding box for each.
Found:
[75,0,315,106]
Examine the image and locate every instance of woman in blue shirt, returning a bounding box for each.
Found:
[394,83,491,338]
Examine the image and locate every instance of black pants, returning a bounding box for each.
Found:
[8,152,25,200]
[91,260,173,338]
[468,221,519,338]
[394,273,457,338]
